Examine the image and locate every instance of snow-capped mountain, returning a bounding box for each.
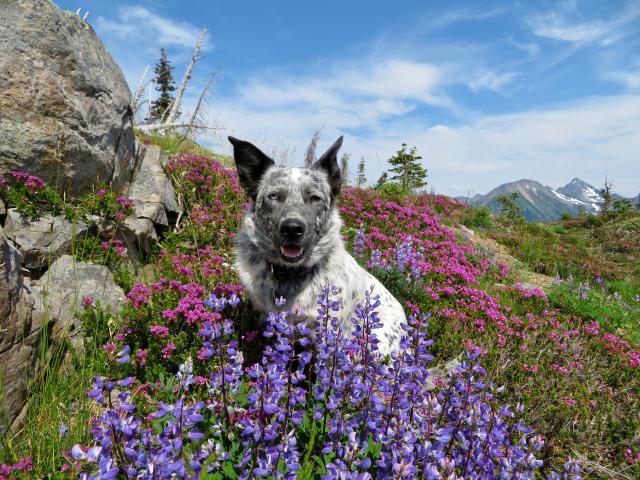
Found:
[459,178,614,222]
[555,178,603,213]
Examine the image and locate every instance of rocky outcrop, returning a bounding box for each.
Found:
[0,251,125,430]
[0,229,44,431]
[128,144,182,227]
[0,0,135,197]
[3,209,90,271]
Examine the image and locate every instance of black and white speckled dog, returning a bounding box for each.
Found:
[228,135,406,354]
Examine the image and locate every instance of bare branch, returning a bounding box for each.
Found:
[132,66,149,116]
[164,27,208,125]
[304,129,322,167]
[183,73,216,139]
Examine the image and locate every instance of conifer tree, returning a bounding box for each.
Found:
[149,48,176,122]
[387,143,427,195]
[356,158,367,188]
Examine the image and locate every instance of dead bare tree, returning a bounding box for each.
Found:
[183,73,216,139]
[600,176,614,215]
[164,27,208,126]
[132,66,150,117]
[304,129,322,167]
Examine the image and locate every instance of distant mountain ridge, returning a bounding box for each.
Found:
[459,178,635,222]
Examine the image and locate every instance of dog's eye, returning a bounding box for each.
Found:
[309,195,322,203]
[267,192,281,201]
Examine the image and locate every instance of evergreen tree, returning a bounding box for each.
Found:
[496,192,524,223]
[149,48,176,122]
[356,158,367,188]
[387,143,428,195]
[374,172,388,190]
[340,153,350,186]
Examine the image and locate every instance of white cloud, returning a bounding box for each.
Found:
[467,70,518,93]
[604,57,640,89]
[208,95,640,197]
[95,6,211,51]
[526,3,640,46]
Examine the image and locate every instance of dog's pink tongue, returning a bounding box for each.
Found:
[281,246,304,258]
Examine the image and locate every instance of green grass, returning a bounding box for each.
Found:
[134,129,232,165]
[1,306,114,477]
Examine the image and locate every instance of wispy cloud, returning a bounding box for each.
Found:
[604,57,640,89]
[423,6,506,30]
[211,93,640,197]
[95,6,212,52]
[525,2,640,46]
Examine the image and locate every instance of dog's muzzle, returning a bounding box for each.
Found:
[279,219,305,260]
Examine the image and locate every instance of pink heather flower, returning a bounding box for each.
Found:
[100,241,110,250]
[115,211,125,222]
[195,376,207,385]
[82,295,94,308]
[103,342,116,354]
[562,397,577,407]
[0,176,7,187]
[117,197,134,209]
[463,340,487,355]
[97,188,107,199]
[162,342,176,359]
[162,309,177,320]
[522,364,538,373]
[136,349,148,366]
[143,138,152,145]
[624,448,640,465]
[550,363,569,375]
[149,325,170,338]
[114,333,125,342]
[569,361,584,370]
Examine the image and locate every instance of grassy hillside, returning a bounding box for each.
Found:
[1,138,638,478]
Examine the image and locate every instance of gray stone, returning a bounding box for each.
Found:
[3,209,90,270]
[127,143,182,226]
[0,198,5,216]
[0,230,44,429]
[0,0,136,197]
[32,255,125,341]
[119,217,158,259]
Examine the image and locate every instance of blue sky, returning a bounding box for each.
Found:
[55,0,640,196]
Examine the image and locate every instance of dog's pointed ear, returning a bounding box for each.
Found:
[229,136,275,199]
[312,136,343,197]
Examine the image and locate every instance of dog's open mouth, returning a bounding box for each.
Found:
[280,245,304,260]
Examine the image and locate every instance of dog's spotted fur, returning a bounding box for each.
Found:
[229,135,406,354]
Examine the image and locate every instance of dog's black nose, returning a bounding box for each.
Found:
[280,219,305,240]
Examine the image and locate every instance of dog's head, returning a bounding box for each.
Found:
[229,136,343,267]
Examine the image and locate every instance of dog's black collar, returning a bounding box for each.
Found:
[268,261,313,282]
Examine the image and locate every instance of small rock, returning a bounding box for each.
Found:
[127,143,181,226]
[119,217,158,258]
[3,209,90,270]
[32,255,125,341]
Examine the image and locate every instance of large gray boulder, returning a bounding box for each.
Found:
[3,209,90,270]
[0,0,136,197]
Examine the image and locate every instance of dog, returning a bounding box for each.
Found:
[228,135,406,354]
